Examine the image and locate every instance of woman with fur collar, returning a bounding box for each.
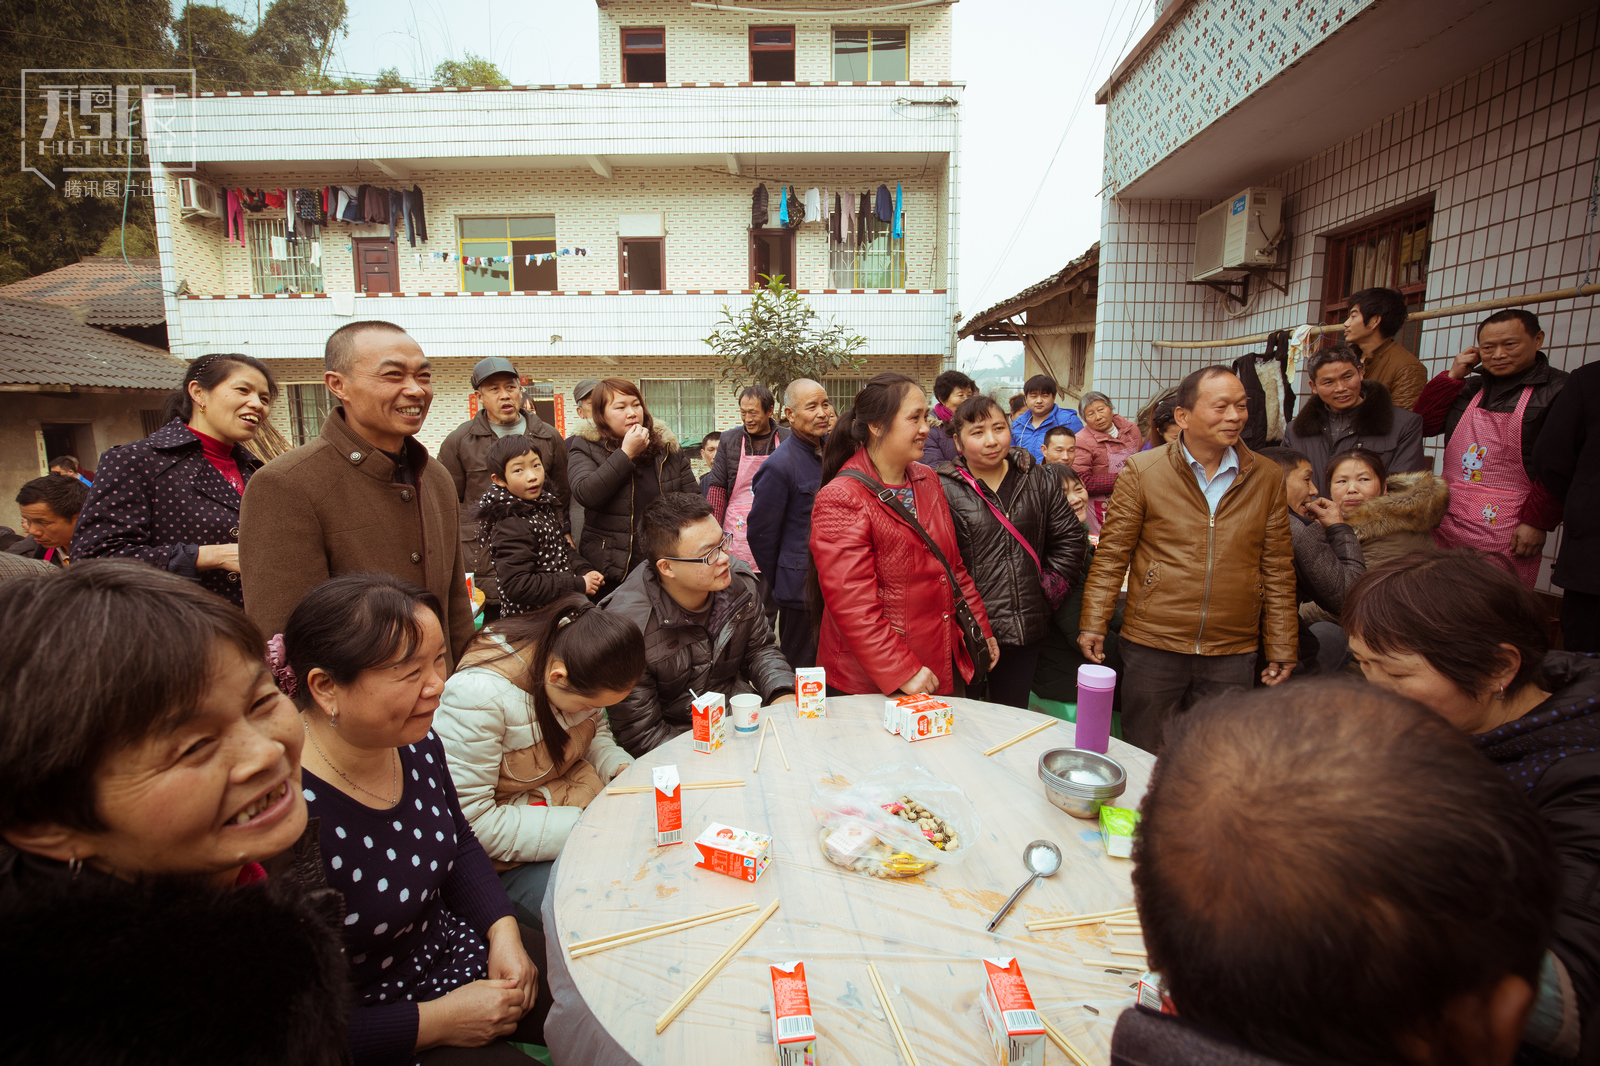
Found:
[566,379,696,592]
[1282,344,1427,492]
[1328,450,1450,569]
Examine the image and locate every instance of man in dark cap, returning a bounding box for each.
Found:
[566,378,600,546]
[439,356,570,621]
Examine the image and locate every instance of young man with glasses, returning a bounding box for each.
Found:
[601,492,795,757]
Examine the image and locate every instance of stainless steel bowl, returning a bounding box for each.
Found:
[1039,748,1127,819]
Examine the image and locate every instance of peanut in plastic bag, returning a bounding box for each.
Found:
[811,761,982,878]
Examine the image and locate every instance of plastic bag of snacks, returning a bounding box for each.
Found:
[811,761,982,878]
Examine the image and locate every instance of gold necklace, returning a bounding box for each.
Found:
[303,719,398,806]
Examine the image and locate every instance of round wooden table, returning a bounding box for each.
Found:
[542,694,1155,1066]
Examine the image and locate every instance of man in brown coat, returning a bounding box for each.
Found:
[438,356,571,621]
[1342,287,1427,411]
[1078,366,1297,753]
[239,320,474,666]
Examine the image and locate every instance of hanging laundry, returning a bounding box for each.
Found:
[225,189,244,247]
[803,187,821,222]
[296,189,324,225]
[241,188,267,213]
[338,186,362,223]
[310,240,321,266]
[386,189,404,244]
[752,184,768,229]
[785,187,804,230]
[269,235,288,261]
[874,184,893,224]
[831,191,842,244]
[363,185,388,224]
[893,181,904,240]
[404,185,427,245]
[858,190,872,245]
[778,186,789,227]
[842,190,855,246]
[263,189,286,209]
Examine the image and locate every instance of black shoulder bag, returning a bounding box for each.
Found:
[837,469,993,683]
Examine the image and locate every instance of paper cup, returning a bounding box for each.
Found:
[731,693,762,733]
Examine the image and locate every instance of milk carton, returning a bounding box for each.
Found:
[769,961,817,1065]
[653,765,682,847]
[883,692,939,733]
[691,691,726,754]
[899,699,953,743]
[794,667,826,718]
[1099,806,1139,858]
[980,957,1046,1066]
[693,822,773,882]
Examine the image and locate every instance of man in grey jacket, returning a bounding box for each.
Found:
[1282,344,1426,491]
[602,492,795,757]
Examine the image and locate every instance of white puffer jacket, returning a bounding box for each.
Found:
[436,638,632,864]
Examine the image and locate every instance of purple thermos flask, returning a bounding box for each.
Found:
[1075,664,1117,753]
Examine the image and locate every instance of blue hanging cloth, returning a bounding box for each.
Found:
[778,186,790,226]
[893,181,904,239]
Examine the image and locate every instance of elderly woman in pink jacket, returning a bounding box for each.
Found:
[1072,391,1144,527]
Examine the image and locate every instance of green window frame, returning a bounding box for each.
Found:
[639,379,715,445]
[458,216,558,292]
[832,27,908,81]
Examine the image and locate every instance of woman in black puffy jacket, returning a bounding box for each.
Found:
[567,378,696,592]
[937,394,1087,707]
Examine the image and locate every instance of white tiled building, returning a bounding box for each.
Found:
[148,0,963,454]
[1091,0,1599,589]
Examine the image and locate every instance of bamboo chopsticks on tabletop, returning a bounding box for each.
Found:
[1043,1016,1097,1066]
[867,963,920,1066]
[752,714,790,773]
[567,902,760,959]
[982,717,1056,757]
[605,778,745,795]
[655,898,782,1034]
[1027,906,1138,931]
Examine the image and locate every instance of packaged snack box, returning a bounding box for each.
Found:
[981,957,1046,1066]
[883,692,941,733]
[898,700,953,743]
[1137,971,1164,1011]
[795,667,826,718]
[691,691,726,754]
[769,961,817,1065]
[1099,806,1139,858]
[654,765,682,847]
[693,822,773,882]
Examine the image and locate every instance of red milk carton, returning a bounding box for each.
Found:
[653,765,682,847]
[769,961,817,1064]
[981,957,1046,1066]
[883,692,940,733]
[795,667,826,718]
[899,699,954,743]
[691,691,726,754]
[693,822,773,882]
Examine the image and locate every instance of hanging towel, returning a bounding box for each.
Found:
[330,291,356,316]
[778,186,789,226]
[803,187,821,222]
[893,181,904,239]
[752,184,768,228]
[310,240,321,266]
[263,189,286,209]
[269,235,288,261]
[874,184,893,223]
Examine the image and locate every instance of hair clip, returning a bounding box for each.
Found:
[265,634,298,697]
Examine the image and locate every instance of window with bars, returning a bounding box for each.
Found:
[830,224,905,288]
[833,27,908,80]
[639,379,715,444]
[824,377,870,414]
[1321,204,1432,354]
[247,219,324,295]
[287,383,336,446]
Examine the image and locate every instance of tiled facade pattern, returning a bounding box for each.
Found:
[595,0,954,83]
[1101,0,1381,193]
[1092,12,1600,589]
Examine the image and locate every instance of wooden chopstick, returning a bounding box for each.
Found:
[867,963,920,1066]
[1109,947,1148,958]
[752,718,771,773]
[568,903,760,959]
[1042,1016,1096,1066]
[655,898,781,1034]
[982,717,1057,757]
[767,715,791,770]
[1026,907,1138,931]
[605,779,745,795]
[1082,958,1142,971]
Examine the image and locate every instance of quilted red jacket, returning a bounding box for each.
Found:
[809,447,993,695]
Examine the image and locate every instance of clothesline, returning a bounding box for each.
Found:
[1149,282,1600,349]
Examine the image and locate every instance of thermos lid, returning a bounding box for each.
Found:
[1077,664,1118,690]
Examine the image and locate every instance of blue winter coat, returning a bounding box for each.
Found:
[746,433,823,609]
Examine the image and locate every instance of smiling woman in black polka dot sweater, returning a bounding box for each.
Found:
[282,573,552,1065]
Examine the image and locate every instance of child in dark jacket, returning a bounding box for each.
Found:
[475,435,603,616]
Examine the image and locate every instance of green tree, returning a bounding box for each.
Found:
[95,222,160,257]
[705,275,867,403]
[372,66,410,89]
[251,0,347,86]
[432,51,507,88]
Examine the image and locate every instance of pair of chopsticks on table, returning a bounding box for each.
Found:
[605,778,745,796]
[982,716,1057,757]
[752,713,789,772]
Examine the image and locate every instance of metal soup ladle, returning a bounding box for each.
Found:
[986,839,1063,932]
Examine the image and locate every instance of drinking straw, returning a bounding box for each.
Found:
[655,898,781,1034]
[568,903,760,958]
[982,718,1057,756]
[867,963,920,1066]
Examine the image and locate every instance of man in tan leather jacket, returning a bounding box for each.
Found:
[1079,366,1298,753]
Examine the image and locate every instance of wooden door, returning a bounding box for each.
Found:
[749,228,793,287]
[354,238,397,294]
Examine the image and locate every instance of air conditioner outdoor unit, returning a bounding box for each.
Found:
[178,177,223,219]
[1191,187,1283,282]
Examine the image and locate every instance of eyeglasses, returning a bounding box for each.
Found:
[660,530,733,567]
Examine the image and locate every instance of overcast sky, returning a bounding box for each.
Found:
[320,0,1158,372]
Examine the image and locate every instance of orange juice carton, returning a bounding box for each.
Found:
[981,957,1046,1066]
[1137,970,1174,1013]
[769,961,817,1064]
[653,765,682,847]
[693,822,773,882]
[691,691,726,754]
[899,699,954,743]
[795,667,826,717]
[883,692,939,733]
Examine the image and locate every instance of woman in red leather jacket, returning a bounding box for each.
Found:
[808,373,997,696]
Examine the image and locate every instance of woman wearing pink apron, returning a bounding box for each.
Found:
[1435,385,1541,586]
[724,434,774,570]
[1072,392,1144,527]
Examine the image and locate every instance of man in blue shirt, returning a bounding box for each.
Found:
[1010,374,1084,461]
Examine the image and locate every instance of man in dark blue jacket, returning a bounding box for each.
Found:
[748,378,835,669]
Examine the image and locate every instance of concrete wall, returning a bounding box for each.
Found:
[0,392,163,531]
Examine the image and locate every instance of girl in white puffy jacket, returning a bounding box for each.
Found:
[436,594,646,921]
